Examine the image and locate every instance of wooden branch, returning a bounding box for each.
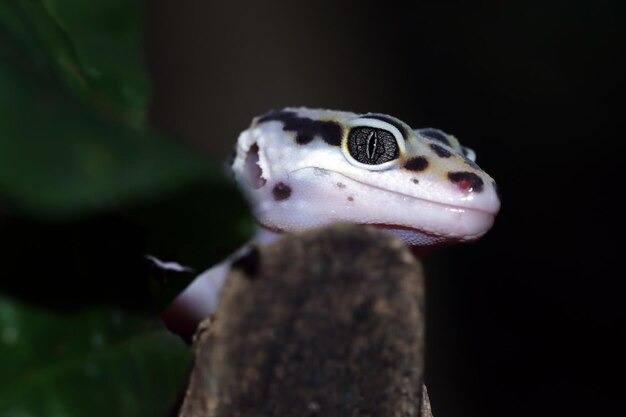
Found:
[180,224,433,417]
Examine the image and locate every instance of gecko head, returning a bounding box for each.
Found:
[231,108,501,246]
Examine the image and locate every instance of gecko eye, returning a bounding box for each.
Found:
[342,115,406,170]
[347,127,399,165]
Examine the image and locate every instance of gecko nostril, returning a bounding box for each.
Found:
[447,171,484,192]
[244,143,266,189]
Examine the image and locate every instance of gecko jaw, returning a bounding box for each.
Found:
[334,170,500,217]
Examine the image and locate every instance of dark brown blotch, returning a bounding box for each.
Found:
[258,110,343,146]
[429,143,452,158]
[231,246,261,279]
[272,182,292,201]
[447,171,484,192]
[347,196,354,202]
[404,156,429,171]
[418,128,451,146]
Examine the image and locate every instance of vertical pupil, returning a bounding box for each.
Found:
[346,126,399,165]
[366,130,377,159]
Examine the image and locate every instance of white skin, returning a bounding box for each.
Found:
[160,108,500,334]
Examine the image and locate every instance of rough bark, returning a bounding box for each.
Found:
[180,224,433,417]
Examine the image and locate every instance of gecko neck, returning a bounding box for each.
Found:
[253,227,282,245]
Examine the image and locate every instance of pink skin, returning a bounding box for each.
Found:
[161,230,278,342]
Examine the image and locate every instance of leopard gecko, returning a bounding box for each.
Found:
[162,107,501,324]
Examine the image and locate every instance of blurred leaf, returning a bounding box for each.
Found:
[0,40,209,215]
[43,0,150,126]
[0,0,148,126]
[134,182,256,310]
[0,1,252,304]
[0,0,250,228]
[0,295,192,417]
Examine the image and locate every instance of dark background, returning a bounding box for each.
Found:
[145,1,624,416]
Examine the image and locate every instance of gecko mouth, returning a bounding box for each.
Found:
[258,220,482,247]
[360,222,481,246]
[257,168,498,245]
[334,171,498,216]
[288,164,498,215]
[259,198,492,244]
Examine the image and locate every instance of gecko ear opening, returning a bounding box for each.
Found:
[244,143,267,189]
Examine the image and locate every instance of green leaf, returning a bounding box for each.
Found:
[0,0,149,126]
[42,0,150,127]
[0,1,204,215]
[0,0,252,277]
[0,1,250,225]
[0,296,192,417]
[0,46,211,216]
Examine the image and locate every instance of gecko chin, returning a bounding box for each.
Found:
[365,220,489,247]
[259,210,492,247]
[354,198,496,246]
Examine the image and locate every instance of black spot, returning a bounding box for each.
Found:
[347,196,354,202]
[336,182,346,188]
[361,113,409,139]
[404,156,429,171]
[411,178,419,184]
[231,246,261,279]
[429,143,452,158]
[257,110,343,146]
[272,182,292,201]
[418,128,451,146]
[447,171,484,192]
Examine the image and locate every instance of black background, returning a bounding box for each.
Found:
[3,1,623,416]
[146,1,625,416]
